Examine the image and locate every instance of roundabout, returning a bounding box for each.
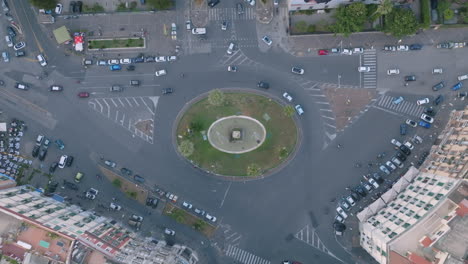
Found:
[175,90,299,177]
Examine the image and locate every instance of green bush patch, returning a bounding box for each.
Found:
[176,92,298,176]
[163,203,216,237]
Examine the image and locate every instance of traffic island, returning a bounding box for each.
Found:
[163,203,216,237]
[99,166,148,203]
[87,37,145,50]
[175,90,299,177]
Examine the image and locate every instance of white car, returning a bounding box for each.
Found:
[155,56,167,62]
[227,42,235,55]
[295,105,304,115]
[164,228,175,236]
[391,157,404,168]
[262,36,272,46]
[227,66,237,72]
[458,74,468,81]
[37,54,47,67]
[155,69,167,76]
[345,196,355,206]
[335,215,344,223]
[368,178,379,188]
[387,69,400,75]
[5,35,13,47]
[420,113,434,123]
[185,20,192,31]
[167,55,177,61]
[341,49,352,55]
[336,207,348,219]
[282,92,293,102]
[291,67,304,75]
[55,3,63,14]
[404,141,414,150]
[391,139,402,147]
[358,66,370,72]
[205,214,217,222]
[247,0,255,5]
[107,59,119,65]
[119,58,132,64]
[432,68,443,74]
[58,155,68,169]
[353,47,364,53]
[417,98,430,105]
[385,161,397,171]
[110,203,122,210]
[397,45,409,51]
[406,119,417,127]
[85,193,96,200]
[182,201,193,209]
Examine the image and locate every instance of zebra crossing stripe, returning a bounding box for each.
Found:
[225,245,271,264]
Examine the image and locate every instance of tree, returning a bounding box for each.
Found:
[283,105,295,117]
[29,0,57,9]
[147,0,173,10]
[112,179,122,188]
[384,8,419,38]
[330,3,368,36]
[443,9,454,20]
[295,21,308,33]
[190,121,203,132]
[208,89,225,106]
[178,140,194,157]
[246,164,262,176]
[375,0,393,16]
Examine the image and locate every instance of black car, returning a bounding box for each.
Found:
[350,191,361,201]
[45,180,58,194]
[32,145,40,157]
[145,56,155,62]
[133,56,144,63]
[162,88,173,94]
[15,51,25,57]
[134,174,145,183]
[38,148,47,161]
[208,0,220,7]
[49,162,58,173]
[120,167,133,176]
[130,80,140,86]
[404,75,416,81]
[69,1,76,13]
[63,180,79,190]
[257,81,269,89]
[355,185,367,197]
[434,95,444,105]
[409,44,423,50]
[333,222,346,234]
[146,197,159,208]
[7,26,16,37]
[66,156,74,167]
[432,81,445,91]
[395,151,407,161]
[400,145,411,156]
[425,107,436,117]
[126,65,135,71]
[400,124,407,135]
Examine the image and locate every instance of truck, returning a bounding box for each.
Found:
[192,28,206,35]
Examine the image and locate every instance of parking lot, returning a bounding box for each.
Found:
[88,95,158,143]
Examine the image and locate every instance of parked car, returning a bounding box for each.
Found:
[391,156,404,168]
[164,228,175,236]
[386,161,397,171]
[227,65,238,72]
[74,172,83,183]
[110,65,122,71]
[120,168,133,176]
[38,148,47,161]
[162,87,173,94]
[77,92,89,98]
[418,120,431,128]
[146,197,159,208]
[417,98,429,105]
[409,44,423,50]
[182,201,193,209]
[5,35,13,47]
[434,95,444,105]
[55,139,65,150]
[257,81,269,89]
[404,75,416,81]
[110,203,122,210]
[368,178,379,189]
[399,145,411,155]
[384,45,396,51]
[391,139,402,147]
[452,82,463,91]
[58,155,68,169]
[14,51,25,57]
[340,199,350,210]
[97,60,107,66]
[406,119,417,127]
[345,196,355,206]
[318,49,329,55]
[1,51,9,63]
[291,67,304,75]
[119,58,132,64]
[6,26,16,37]
[400,124,407,135]
[421,113,434,123]
[397,45,409,51]
[404,141,414,150]
[205,214,217,222]
[14,83,28,90]
[134,174,145,183]
[353,47,364,53]
[131,214,143,222]
[379,165,390,175]
[66,156,74,167]
[208,0,220,7]
[341,48,352,55]
[37,54,47,66]
[336,207,348,219]
[13,42,26,51]
[387,69,400,75]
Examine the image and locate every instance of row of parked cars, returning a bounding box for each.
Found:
[181,201,218,223]
[95,55,177,68]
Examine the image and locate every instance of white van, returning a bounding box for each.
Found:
[5,35,13,47]
[58,155,68,169]
[227,42,235,55]
[192,28,206,35]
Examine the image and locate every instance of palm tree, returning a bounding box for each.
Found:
[375,0,393,16]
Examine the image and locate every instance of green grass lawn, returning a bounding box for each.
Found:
[177,92,298,176]
[88,38,144,49]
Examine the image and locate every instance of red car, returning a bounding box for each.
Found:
[318,49,329,55]
[77,92,89,98]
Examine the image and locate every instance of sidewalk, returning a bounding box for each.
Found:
[190,0,208,27]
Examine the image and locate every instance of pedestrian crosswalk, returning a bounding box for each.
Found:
[295,225,344,263]
[218,49,260,67]
[225,244,270,264]
[209,7,256,21]
[375,95,425,117]
[361,49,377,89]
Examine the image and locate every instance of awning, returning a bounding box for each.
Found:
[53,26,72,44]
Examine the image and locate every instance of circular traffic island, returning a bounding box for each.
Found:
[175,90,299,177]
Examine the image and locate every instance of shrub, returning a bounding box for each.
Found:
[307,24,316,32]
[420,0,431,28]
[294,21,308,33]
[112,179,122,188]
[443,9,454,20]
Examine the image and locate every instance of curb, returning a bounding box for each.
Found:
[171,88,303,182]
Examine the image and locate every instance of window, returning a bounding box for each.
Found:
[435,194,444,200]
[414,214,421,219]
[428,192,435,196]
[437,182,444,187]
[403,223,410,228]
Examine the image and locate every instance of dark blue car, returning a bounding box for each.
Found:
[400,124,407,135]
[418,121,431,128]
[409,44,423,50]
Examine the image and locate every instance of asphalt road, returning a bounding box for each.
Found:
[1,0,468,263]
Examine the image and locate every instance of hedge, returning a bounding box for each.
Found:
[420,0,431,28]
